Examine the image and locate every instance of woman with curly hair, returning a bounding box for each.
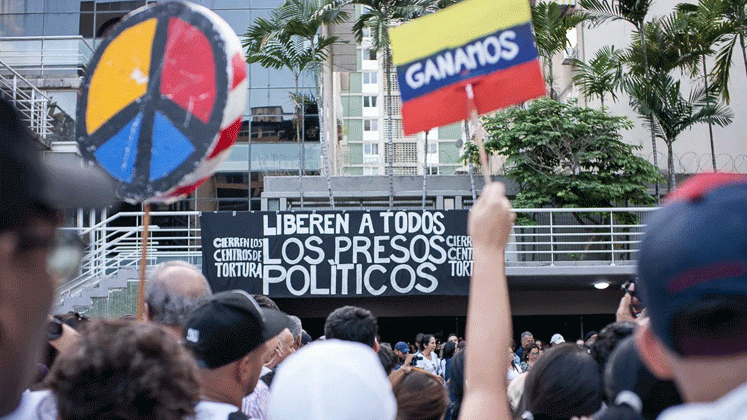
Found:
[45,319,200,420]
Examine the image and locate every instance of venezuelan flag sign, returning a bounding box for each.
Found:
[389,0,545,135]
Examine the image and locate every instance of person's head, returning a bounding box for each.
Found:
[145,260,211,335]
[390,367,448,420]
[534,340,544,351]
[0,96,114,415]
[448,333,458,344]
[521,343,602,420]
[456,340,466,352]
[523,341,540,364]
[252,293,280,310]
[324,305,378,349]
[635,174,747,402]
[590,322,635,384]
[520,331,534,347]
[605,336,682,420]
[394,341,410,360]
[46,319,200,420]
[268,340,397,420]
[419,334,436,354]
[183,290,290,406]
[550,333,565,346]
[415,333,424,351]
[287,315,303,349]
[442,340,456,360]
[378,342,396,376]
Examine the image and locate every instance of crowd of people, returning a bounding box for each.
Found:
[3,91,747,420]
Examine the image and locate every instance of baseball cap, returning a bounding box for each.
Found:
[394,341,409,353]
[637,173,747,357]
[183,290,290,369]
[550,334,565,345]
[0,96,115,231]
[268,339,397,420]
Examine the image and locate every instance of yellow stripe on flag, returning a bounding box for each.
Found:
[390,0,532,66]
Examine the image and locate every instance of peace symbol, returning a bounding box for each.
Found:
[77,1,232,203]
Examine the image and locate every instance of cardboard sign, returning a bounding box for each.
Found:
[389,0,545,135]
[200,210,474,297]
[77,1,247,203]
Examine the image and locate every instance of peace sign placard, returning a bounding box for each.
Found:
[77,1,247,203]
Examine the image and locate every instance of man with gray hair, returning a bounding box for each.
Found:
[287,315,303,350]
[145,260,212,337]
[515,331,534,362]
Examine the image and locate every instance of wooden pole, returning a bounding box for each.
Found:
[136,202,151,320]
[465,84,491,186]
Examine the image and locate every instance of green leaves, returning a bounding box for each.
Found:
[465,98,659,212]
[572,45,624,106]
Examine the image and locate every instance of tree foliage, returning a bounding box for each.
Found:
[463,99,660,220]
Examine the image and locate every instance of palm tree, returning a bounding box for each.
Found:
[571,45,624,108]
[670,1,727,170]
[531,2,587,100]
[711,0,747,103]
[627,73,733,192]
[244,19,334,208]
[579,0,661,200]
[248,0,349,208]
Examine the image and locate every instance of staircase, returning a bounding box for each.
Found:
[54,211,203,317]
[0,58,57,148]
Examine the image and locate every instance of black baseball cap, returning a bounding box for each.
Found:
[183,290,291,369]
[0,95,115,230]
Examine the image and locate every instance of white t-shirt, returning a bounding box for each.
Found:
[657,381,747,420]
[195,400,244,420]
[414,351,441,376]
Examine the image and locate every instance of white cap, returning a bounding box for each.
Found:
[268,339,397,420]
[550,334,566,345]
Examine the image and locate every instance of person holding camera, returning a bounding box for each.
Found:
[413,334,441,376]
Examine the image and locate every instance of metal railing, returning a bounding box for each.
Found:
[58,211,202,298]
[56,207,658,298]
[0,59,54,146]
[0,36,94,75]
[507,207,655,266]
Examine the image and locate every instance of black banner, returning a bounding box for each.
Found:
[200,210,473,297]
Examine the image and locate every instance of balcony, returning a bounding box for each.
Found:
[0,36,94,76]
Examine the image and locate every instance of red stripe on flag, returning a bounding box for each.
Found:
[209,117,242,159]
[401,60,545,135]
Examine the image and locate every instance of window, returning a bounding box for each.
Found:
[364,119,378,132]
[427,142,438,154]
[363,143,379,156]
[362,27,372,38]
[427,166,439,175]
[363,96,377,108]
[363,166,380,175]
[363,72,378,85]
[363,48,377,61]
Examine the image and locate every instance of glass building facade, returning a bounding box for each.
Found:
[0,0,321,212]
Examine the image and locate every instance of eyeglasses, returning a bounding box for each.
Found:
[16,229,85,283]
